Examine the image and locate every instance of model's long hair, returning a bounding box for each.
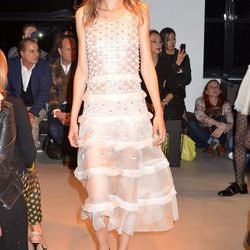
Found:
[202,79,225,111]
[82,0,144,26]
[0,49,7,97]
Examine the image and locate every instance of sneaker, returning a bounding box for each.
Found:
[228,152,233,160]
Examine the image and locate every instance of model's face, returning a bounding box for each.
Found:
[205,81,221,97]
[22,26,37,39]
[58,38,76,65]
[150,33,162,55]
[165,32,176,51]
[20,42,39,66]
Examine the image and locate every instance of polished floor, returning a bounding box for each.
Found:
[34,149,250,250]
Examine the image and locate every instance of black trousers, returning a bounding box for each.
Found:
[0,195,28,250]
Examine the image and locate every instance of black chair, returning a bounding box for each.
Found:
[165,119,182,168]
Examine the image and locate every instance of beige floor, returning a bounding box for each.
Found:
[34,150,250,250]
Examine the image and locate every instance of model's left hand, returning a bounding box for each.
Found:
[152,113,166,145]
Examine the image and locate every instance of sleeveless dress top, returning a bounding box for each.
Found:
[74,10,178,235]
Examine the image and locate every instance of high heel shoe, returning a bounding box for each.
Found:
[29,232,48,250]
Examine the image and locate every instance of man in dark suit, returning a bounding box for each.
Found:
[48,35,77,168]
[6,38,51,148]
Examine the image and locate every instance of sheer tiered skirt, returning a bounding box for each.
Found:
[75,78,178,235]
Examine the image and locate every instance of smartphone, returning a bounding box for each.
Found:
[180,43,186,53]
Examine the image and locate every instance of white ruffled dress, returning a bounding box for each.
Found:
[74,11,178,236]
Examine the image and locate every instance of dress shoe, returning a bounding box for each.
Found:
[217,144,227,156]
[203,146,214,157]
[217,182,248,196]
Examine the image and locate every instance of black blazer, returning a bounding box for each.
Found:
[6,57,52,117]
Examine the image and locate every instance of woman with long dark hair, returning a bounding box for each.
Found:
[68,1,178,249]
[160,27,191,120]
[188,79,233,157]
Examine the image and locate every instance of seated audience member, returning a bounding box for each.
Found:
[141,30,182,120]
[8,23,48,60]
[6,38,52,149]
[160,27,191,116]
[48,35,77,168]
[0,49,28,250]
[188,79,233,157]
[47,27,75,63]
[218,66,250,196]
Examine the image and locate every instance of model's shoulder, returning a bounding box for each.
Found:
[75,6,84,20]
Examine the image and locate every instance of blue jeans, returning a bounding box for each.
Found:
[47,104,77,162]
[187,116,227,148]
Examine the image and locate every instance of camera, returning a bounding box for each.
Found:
[30,31,44,40]
[180,43,186,53]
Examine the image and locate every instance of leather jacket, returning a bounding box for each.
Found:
[0,100,22,209]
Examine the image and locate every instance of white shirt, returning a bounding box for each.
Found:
[60,58,71,75]
[21,59,35,92]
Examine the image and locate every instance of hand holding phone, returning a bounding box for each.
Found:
[180,43,186,53]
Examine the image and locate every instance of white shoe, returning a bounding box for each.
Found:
[228,152,233,160]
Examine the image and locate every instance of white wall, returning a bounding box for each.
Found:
[145,0,206,111]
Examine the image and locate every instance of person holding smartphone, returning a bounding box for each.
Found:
[160,27,191,122]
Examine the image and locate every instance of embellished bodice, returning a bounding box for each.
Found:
[85,11,141,95]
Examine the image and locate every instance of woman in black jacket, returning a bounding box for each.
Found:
[141,30,185,121]
[160,27,192,120]
[0,50,28,250]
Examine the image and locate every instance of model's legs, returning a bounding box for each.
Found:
[217,112,249,196]
[95,217,110,250]
[118,233,130,250]
[244,124,250,150]
[234,112,249,185]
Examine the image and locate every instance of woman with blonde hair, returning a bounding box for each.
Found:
[68,0,178,249]
[0,48,47,250]
[0,49,28,250]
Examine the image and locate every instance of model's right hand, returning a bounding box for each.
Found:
[68,123,79,148]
